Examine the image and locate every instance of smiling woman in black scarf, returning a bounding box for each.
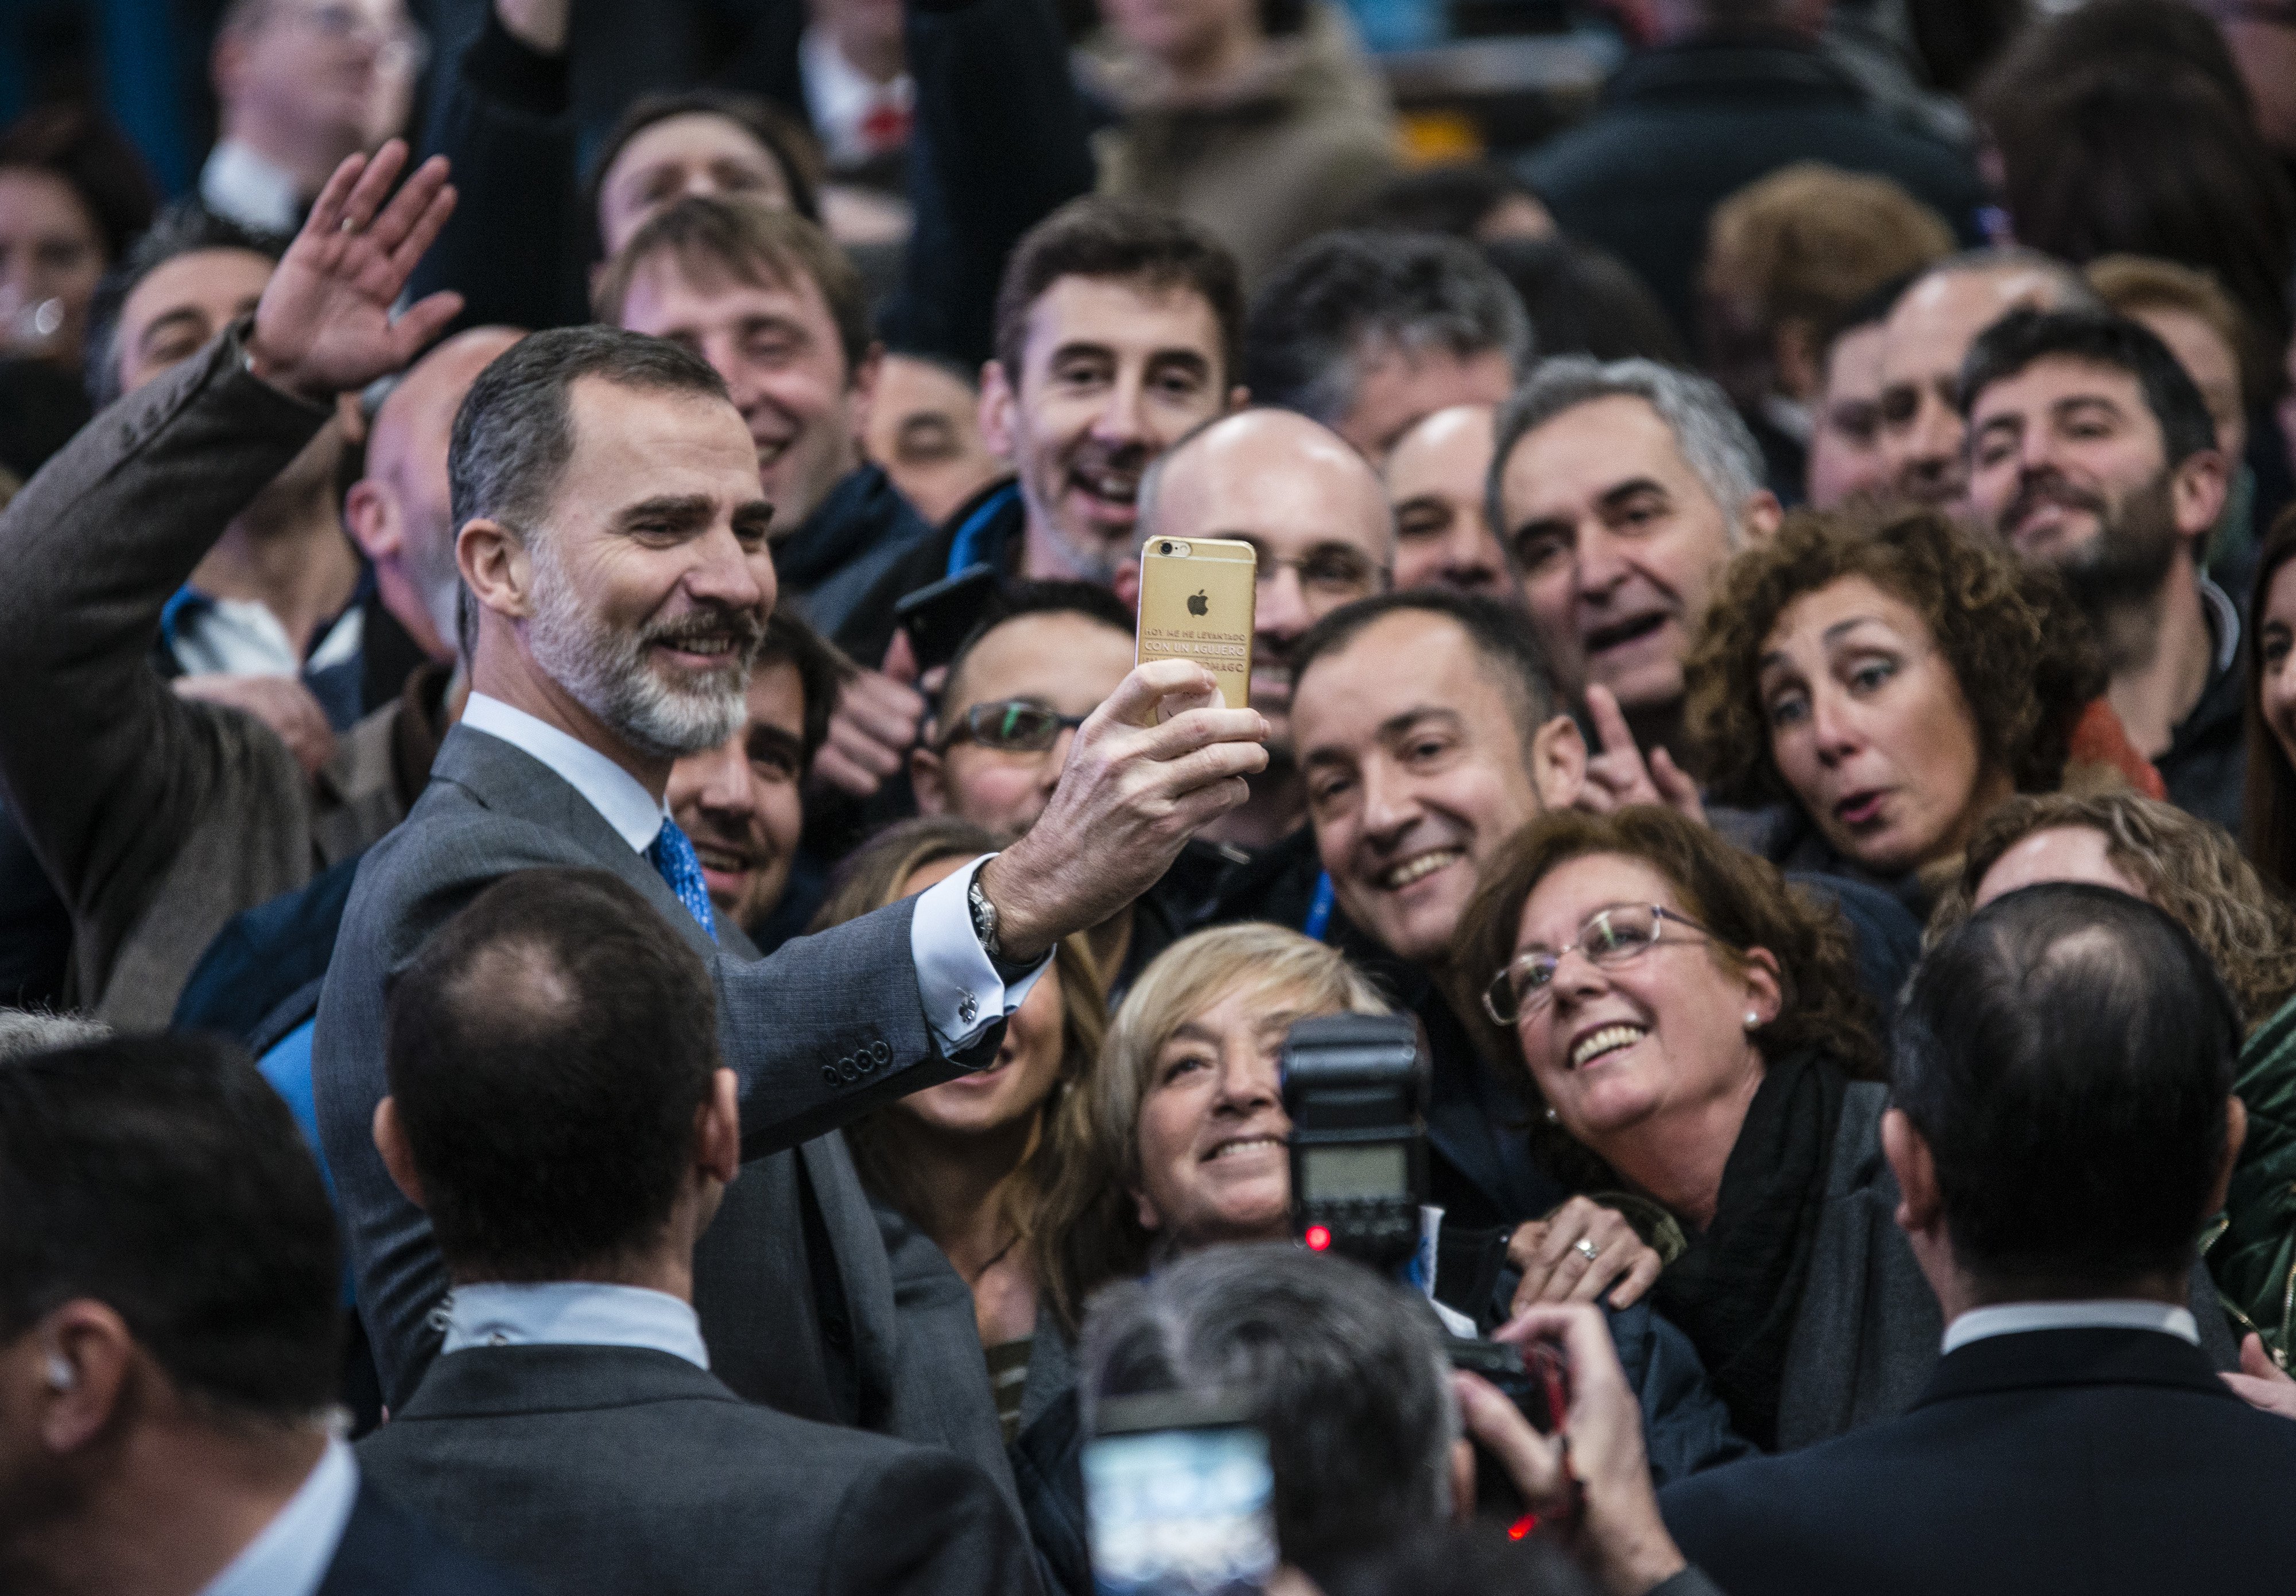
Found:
[1453,806,1936,1451]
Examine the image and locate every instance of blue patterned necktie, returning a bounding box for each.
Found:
[647,818,718,942]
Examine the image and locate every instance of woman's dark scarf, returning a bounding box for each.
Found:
[1651,1049,1846,1450]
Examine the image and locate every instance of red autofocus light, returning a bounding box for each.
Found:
[1305,1225,1332,1252]
[1508,1514,1536,1540]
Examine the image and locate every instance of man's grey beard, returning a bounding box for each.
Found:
[2047,472,2182,622]
[525,537,755,760]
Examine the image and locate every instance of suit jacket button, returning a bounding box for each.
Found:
[870,1040,890,1065]
[839,1058,859,1082]
[821,1065,840,1084]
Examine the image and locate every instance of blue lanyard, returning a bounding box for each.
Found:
[1304,872,1335,942]
[945,482,1020,578]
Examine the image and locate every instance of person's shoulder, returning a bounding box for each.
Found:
[1658,1419,1905,1566]
[320,1478,533,1596]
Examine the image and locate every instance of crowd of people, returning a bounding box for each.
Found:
[3,0,2296,1590]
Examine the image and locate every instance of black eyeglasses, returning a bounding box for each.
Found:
[1482,904,1720,1024]
[936,698,1088,754]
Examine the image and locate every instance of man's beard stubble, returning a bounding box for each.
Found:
[2023,470,2182,621]
[524,536,761,762]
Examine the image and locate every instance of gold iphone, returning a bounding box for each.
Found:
[1137,537,1258,710]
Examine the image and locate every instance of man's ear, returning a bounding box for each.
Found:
[1882,1107,1941,1238]
[457,518,533,626]
[1529,714,1588,811]
[1741,488,1784,542]
[1112,558,1142,611]
[1773,317,1820,402]
[2208,1095,2249,1220]
[910,742,950,816]
[1224,384,1250,414]
[31,1299,136,1455]
[373,1097,426,1211]
[847,341,885,441]
[2170,448,2229,544]
[697,1068,740,1187]
[979,360,1017,459]
[344,479,401,565]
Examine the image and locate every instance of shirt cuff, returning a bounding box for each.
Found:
[910,855,1053,1058]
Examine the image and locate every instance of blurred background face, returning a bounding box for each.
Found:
[1100,0,1261,69]
[864,353,1006,525]
[987,275,1230,581]
[616,253,860,530]
[218,0,415,154]
[1756,574,1992,877]
[1972,826,2142,908]
[666,659,809,931]
[1509,852,1766,1147]
[2258,557,2296,779]
[1875,265,2068,507]
[113,247,274,395]
[913,610,1135,838]
[1130,977,1327,1252]
[2124,305,2246,467]
[1141,414,1391,744]
[1336,340,1517,468]
[1804,321,1888,509]
[0,168,104,367]
[1293,611,1563,965]
[1500,395,1736,721]
[596,115,796,256]
[890,855,1071,1139]
[1384,403,1508,598]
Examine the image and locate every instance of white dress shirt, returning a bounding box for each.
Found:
[197,1434,360,1596]
[460,693,1045,1053]
[1942,1298,2200,1356]
[164,590,364,680]
[443,1280,711,1370]
[199,139,304,235]
[799,25,914,168]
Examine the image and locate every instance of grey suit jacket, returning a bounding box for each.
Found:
[357,1342,1035,1596]
[1775,1081,2239,1449]
[312,724,984,1426]
[0,327,407,1027]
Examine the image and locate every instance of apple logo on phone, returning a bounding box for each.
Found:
[1188,590,1209,616]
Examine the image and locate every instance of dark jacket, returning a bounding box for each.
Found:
[358,1342,1037,1596]
[320,1477,533,1595]
[779,464,937,657]
[1518,32,1985,343]
[840,477,1027,671]
[2155,577,2247,833]
[1661,1326,2296,1596]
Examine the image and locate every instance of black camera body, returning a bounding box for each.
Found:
[1280,1013,1429,1272]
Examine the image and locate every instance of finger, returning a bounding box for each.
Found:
[389,292,466,363]
[1100,660,1222,729]
[1605,1249,1663,1310]
[1566,1249,1637,1305]
[302,150,369,239]
[1453,1373,1568,1509]
[372,153,451,257]
[810,746,882,799]
[1649,746,1706,820]
[1129,704,1269,764]
[881,626,920,685]
[1505,1222,1546,1273]
[2240,1333,2274,1380]
[1158,737,1270,797]
[1584,684,1636,757]
[1165,774,1253,830]
[831,728,903,779]
[385,178,459,280]
[339,138,410,234]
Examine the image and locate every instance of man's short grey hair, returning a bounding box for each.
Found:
[0,1009,108,1064]
[1243,232,1531,432]
[1080,1244,1459,1584]
[447,325,731,657]
[1487,357,1763,554]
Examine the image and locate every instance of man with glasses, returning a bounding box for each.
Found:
[204,0,422,234]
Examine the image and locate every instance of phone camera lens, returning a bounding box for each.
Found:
[1159,542,1173,555]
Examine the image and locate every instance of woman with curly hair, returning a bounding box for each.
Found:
[1452,806,1934,1451]
[810,817,1107,1449]
[1684,504,2117,914]
[1930,790,2296,1368]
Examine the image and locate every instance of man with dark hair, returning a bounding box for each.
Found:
[1872,248,2101,507]
[812,196,1246,802]
[1514,0,1984,345]
[361,868,1033,1596]
[313,234,1267,1481]
[1961,308,2240,827]
[1662,884,2296,1594]
[0,1032,522,1595]
[1804,273,1913,509]
[598,195,921,648]
[1242,231,1527,467]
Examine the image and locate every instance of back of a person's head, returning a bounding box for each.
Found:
[1081,1244,1456,1585]
[994,198,1243,388]
[0,1032,340,1420]
[1896,884,2240,1293]
[0,102,157,262]
[384,868,721,1282]
[1483,236,1687,367]
[1702,163,1955,336]
[1244,231,1530,426]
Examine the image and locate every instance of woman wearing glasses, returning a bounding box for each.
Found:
[1454,805,1935,1453]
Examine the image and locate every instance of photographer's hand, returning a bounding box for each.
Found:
[1483,1303,1688,1596]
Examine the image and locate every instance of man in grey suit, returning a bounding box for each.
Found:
[263,145,1265,1459]
[361,866,1034,1596]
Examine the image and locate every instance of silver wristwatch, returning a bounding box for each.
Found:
[967,869,1005,964]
